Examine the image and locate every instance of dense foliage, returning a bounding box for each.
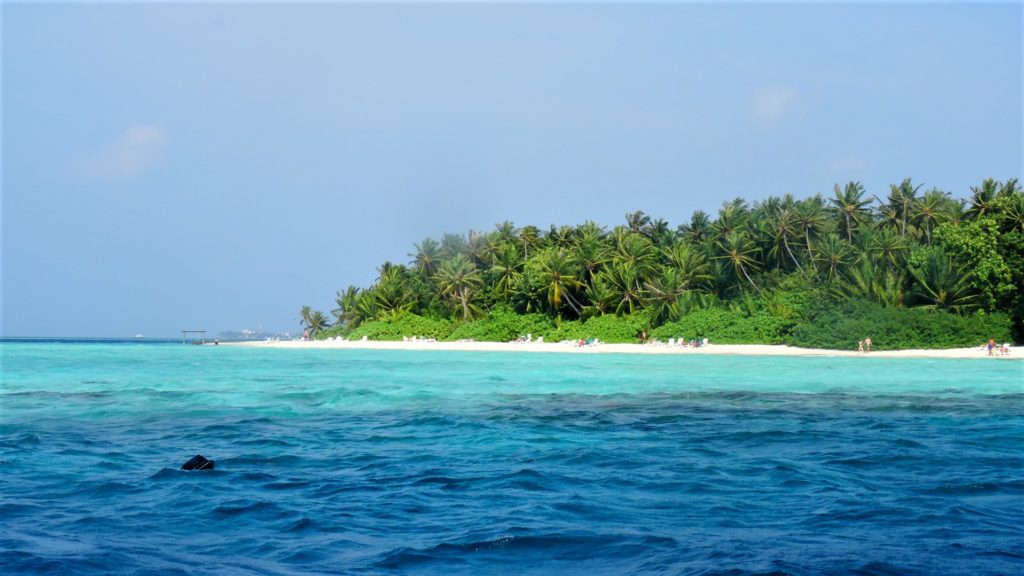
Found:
[306,178,1023,348]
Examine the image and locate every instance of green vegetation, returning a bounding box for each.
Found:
[304,177,1023,349]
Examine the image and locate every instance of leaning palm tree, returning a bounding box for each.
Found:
[299,306,313,334]
[434,254,484,321]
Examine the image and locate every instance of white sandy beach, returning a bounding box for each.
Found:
[227,339,1021,360]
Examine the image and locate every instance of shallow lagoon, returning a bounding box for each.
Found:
[2,343,1022,574]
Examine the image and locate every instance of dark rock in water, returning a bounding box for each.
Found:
[181,454,215,471]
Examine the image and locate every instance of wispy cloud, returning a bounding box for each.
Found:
[74,124,167,180]
[751,86,797,125]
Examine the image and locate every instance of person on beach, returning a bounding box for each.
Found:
[987,339,996,356]
[864,337,872,352]
[858,340,864,353]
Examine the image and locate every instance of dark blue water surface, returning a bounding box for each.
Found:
[1,342,1022,575]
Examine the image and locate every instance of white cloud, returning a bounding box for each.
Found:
[75,124,167,180]
[751,86,797,125]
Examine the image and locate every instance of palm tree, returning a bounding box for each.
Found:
[574,229,610,289]
[466,229,494,267]
[614,233,659,289]
[546,225,575,249]
[519,225,542,259]
[908,248,978,312]
[646,218,673,245]
[493,220,518,245]
[867,226,908,272]
[814,233,854,282]
[440,233,468,260]
[714,230,762,293]
[795,196,827,272]
[712,199,749,240]
[488,243,522,303]
[663,242,712,290]
[678,210,711,245]
[763,207,805,273]
[966,178,1001,220]
[331,286,361,327]
[644,268,689,324]
[595,262,644,315]
[625,210,651,234]
[434,254,483,321]
[306,310,330,336]
[835,258,906,307]
[829,181,872,242]
[299,305,313,335]
[374,267,414,319]
[411,238,441,277]
[881,178,923,238]
[1000,191,1024,233]
[911,188,955,244]
[533,248,584,317]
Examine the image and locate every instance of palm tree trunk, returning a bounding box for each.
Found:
[739,264,761,294]
[805,230,818,273]
[783,237,804,274]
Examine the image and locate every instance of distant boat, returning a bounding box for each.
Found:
[134,334,144,338]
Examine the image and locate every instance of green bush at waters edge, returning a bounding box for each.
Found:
[651,308,792,344]
[785,299,1012,350]
[318,300,1011,350]
[447,309,553,342]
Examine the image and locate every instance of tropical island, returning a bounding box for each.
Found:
[299,178,1023,351]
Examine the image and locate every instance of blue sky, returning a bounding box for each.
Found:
[2,2,1021,337]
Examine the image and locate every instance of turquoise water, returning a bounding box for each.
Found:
[2,342,1022,574]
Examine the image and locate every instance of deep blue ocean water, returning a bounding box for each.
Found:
[1,341,1022,575]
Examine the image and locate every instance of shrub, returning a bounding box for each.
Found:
[446,309,554,342]
[785,299,1013,350]
[343,314,454,341]
[546,312,650,343]
[652,308,789,344]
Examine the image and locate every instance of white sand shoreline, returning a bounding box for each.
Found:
[225,339,1021,360]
